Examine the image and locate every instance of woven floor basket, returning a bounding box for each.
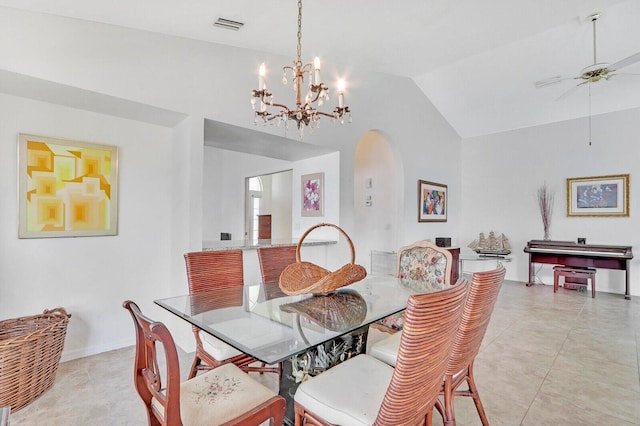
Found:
[0,308,71,412]
[279,223,367,295]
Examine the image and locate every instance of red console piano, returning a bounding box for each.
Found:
[524,240,633,299]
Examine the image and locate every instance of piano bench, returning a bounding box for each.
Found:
[553,266,596,298]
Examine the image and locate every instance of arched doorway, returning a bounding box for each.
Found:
[353,130,402,272]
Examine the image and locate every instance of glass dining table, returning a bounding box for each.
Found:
[154,275,448,422]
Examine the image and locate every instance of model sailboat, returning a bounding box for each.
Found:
[468,231,511,256]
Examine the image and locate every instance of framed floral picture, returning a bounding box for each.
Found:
[301,172,324,217]
[418,180,447,222]
[567,174,630,217]
[18,133,119,238]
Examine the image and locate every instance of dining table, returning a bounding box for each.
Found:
[154,275,448,423]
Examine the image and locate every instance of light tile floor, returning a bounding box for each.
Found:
[9,280,640,425]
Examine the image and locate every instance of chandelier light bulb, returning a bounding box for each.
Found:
[337,79,345,108]
[313,57,321,84]
[258,63,266,90]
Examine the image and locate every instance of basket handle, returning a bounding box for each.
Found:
[43,307,72,319]
[296,223,356,265]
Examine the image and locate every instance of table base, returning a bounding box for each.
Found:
[279,325,369,424]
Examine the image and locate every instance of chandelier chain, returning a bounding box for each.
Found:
[296,0,302,64]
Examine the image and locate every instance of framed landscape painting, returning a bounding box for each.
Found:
[301,172,324,217]
[18,134,119,238]
[566,174,629,217]
[418,180,447,222]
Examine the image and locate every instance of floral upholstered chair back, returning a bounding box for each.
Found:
[373,241,454,333]
[397,241,453,285]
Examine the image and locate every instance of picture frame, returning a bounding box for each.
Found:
[418,180,447,222]
[566,174,629,217]
[18,133,119,238]
[301,172,324,217]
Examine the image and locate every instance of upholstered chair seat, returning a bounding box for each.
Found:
[199,331,242,360]
[294,355,394,425]
[148,363,278,425]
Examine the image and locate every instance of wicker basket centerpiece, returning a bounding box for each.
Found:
[0,308,71,412]
[279,223,367,295]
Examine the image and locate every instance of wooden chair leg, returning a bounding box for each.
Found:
[443,376,456,426]
[466,363,489,426]
[591,274,596,298]
[188,355,201,379]
[426,408,433,426]
[553,269,559,293]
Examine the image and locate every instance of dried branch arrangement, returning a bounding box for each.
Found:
[537,183,554,240]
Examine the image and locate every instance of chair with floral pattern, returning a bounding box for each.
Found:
[122,300,286,426]
[371,241,453,333]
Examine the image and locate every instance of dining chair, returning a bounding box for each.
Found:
[293,278,469,426]
[122,300,286,426]
[372,240,453,334]
[257,246,297,284]
[184,250,281,381]
[369,265,506,426]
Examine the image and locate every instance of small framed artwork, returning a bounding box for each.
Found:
[18,134,119,238]
[418,180,447,222]
[301,172,324,217]
[566,174,630,217]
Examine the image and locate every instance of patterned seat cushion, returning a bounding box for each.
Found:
[151,363,277,425]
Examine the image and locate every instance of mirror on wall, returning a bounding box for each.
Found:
[245,170,293,241]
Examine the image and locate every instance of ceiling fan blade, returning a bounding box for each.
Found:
[555,80,589,101]
[534,75,576,88]
[609,51,640,71]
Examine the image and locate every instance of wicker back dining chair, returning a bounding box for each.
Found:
[184,250,281,381]
[294,278,469,426]
[373,240,454,333]
[437,265,506,426]
[122,300,286,426]
[257,246,297,284]
[369,265,506,426]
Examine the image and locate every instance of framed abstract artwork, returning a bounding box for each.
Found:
[301,172,324,217]
[18,134,119,238]
[418,180,447,222]
[566,174,629,217]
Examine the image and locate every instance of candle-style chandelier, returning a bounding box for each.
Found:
[251,0,351,139]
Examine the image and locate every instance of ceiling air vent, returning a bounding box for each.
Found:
[213,18,244,31]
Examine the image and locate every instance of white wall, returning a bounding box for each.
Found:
[461,107,640,296]
[0,7,463,359]
[0,93,182,360]
[271,170,293,240]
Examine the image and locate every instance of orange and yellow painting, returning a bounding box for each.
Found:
[18,134,118,238]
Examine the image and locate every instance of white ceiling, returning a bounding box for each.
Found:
[1,0,639,138]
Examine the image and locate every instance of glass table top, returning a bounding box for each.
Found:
[155,275,447,364]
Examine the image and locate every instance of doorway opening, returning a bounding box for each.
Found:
[244,170,293,241]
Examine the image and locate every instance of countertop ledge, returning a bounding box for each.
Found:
[203,238,337,251]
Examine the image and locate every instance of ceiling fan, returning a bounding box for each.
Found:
[534,13,640,96]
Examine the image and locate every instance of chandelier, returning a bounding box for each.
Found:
[251,0,351,139]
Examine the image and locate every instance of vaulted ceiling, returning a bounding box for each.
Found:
[1,0,639,138]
